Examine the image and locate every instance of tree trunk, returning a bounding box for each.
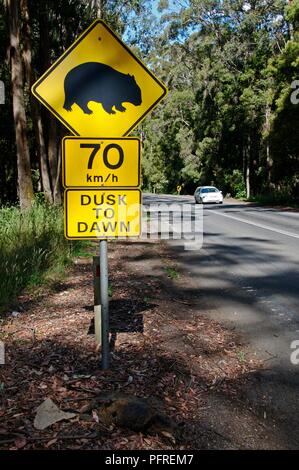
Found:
[48,117,58,196]
[243,137,250,199]
[6,0,34,210]
[21,0,53,203]
[264,102,273,188]
[53,141,62,205]
[287,0,295,41]
[90,0,105,18]
[246,136,251,199]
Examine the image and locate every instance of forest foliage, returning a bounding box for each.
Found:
[0,201,81,312]
[0,0,298,206]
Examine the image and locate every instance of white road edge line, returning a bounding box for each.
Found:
[206,210,299,240]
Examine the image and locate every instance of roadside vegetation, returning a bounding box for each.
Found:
[246,193,299,208]
[0,200,89,314]
[141,1,299,202]
[164,266,180,280]
[1,1,298,213]
[0,1,298,307]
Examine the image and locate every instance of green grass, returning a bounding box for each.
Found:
[164,266,180,280]
[236,350,246,363]
[245,193,299,208]
[108,283,113,298]
[0,201,90,314]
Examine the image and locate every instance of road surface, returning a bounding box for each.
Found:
[143,194,299,445]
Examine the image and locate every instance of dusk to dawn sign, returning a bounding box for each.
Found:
[64,189,141,239]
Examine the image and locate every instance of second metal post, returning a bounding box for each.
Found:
[100,239,109,369]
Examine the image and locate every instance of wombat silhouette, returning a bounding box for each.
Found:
[63,62,142,115]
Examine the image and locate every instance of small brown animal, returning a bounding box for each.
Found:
[83,393,177,441]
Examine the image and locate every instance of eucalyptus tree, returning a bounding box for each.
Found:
[5,0,34,210]
[142,0,296,197]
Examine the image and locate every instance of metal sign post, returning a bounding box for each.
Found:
[93,256,101,346]
[100,239,109,369]
[32,19,167,371]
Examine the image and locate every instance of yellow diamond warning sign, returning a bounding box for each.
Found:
[32,20,167,137]
[64,189,141,239]
[62,137,141,188]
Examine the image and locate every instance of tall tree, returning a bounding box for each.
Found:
[6,0,34,210]
[141,0,295,198]
[21,0,53,203]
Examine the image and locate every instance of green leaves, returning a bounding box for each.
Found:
[140,0,298,198]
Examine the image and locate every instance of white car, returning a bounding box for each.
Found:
[194,186,223,204]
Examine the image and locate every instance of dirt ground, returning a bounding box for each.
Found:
[0,239,289,449]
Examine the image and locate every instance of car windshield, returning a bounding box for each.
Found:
[201,188,218,193]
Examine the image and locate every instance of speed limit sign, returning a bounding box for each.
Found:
[62,137,141,188]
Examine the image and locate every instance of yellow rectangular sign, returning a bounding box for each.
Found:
[62,137,141,188]
[64,189,141,239]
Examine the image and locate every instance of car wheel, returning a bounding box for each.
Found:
[219,201,223,204]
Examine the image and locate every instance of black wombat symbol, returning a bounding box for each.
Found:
[63,62,142,115]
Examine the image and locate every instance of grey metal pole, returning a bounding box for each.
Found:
[93,256,101,346]
[100,239,109,369]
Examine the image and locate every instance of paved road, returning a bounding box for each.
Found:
[143,194,299,445]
